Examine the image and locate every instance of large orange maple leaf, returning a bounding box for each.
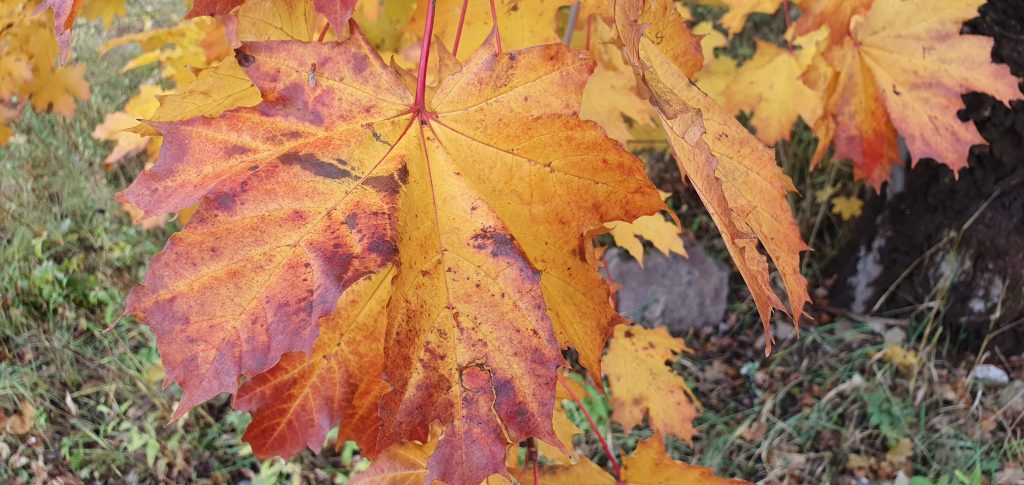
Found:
[118,24,664,483]
[820,0,1021,188]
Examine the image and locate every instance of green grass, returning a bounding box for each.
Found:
[0,4,319,483]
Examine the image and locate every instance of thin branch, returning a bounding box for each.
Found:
[317,20,330,43]
[414,0,438,111]
[558,376,620,478]
[488,0,503,54]
[452,0,471,57]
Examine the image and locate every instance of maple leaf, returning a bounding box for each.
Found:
[830,195,862,221]
[722,27,828,144]
[614,0,810,351]
[407,0,573,61]
[349,430,438,485]
[186,0,246,18]
[234,265,392,458]
[605,325,699,442]
[814,0,1021,189]
[579,20,660,145]
[692,22,735,105]
[28,63,89,117]
[34,0,81,63]
[148,57,261,122]
[93,85,164,170]
[536,403,582,463]
[509,457,616,484]
[621,434,751,484]
[80,0,125,28]
[314,0,358,33]
[352,0,417,51]
[790,0,871,45]
[119,25,663,483]
[0,2,91,143]
[720,0,782,36]
[693,21,727,64]
[103,16,233,86]
[235,0,330,42]
[605,213,685,266]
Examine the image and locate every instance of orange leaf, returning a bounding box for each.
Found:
[314,0,358,33]
[605,325,699,442]
[510,457,616,484]
[406,0,574,62]
[720,0,782,36]
[0,400,36,435]
[615,0,810,352]
[120,26,663,483]
[349,431,438,485]
[722,28,829,144]
[34,0,82,63]
[828,0,1021,187]
[186,0,245,18]
[234,265,393,458]
[790,0,871,45]
[621,434,751,484]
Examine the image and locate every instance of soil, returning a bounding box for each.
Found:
[828,0,1024,354]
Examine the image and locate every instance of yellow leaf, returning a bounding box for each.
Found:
[354,0,417,50]
[692,21,726,65]
[720,0,783,35]
[722,27,829,144]
[621,434,751,484]
[580,20,660,145]
[878,345,918,374]
[535,403,582,463]
[29,63,89,117]
[93,85,165,169]
[511,457,616,484]
[235,0,328,42]
[830,195,862,220]
[695,56,737,105]
[150,57,261,122]
[80,0,125,28]
[605,325,699,442]
[406,0,573,62]
[349,430,439,484]
[606,213,686,266]
[103,16,232,86]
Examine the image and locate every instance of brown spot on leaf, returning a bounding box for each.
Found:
[280,152,353,180]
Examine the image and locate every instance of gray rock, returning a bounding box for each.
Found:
[606,239,729,335]
[974,364,1010,385]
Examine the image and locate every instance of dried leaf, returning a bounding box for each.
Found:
[0,400,36,435]
[615,0,810,352]
[34,0,81,63]
[605,213,685,266]
[621,434,750,484]
[234,266,393,458]
[830,195,862,220]
[605,325,699,442]
[817,0,1022,188]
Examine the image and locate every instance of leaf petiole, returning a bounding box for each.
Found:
[558,376,621,478]
[414,0,437,114]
